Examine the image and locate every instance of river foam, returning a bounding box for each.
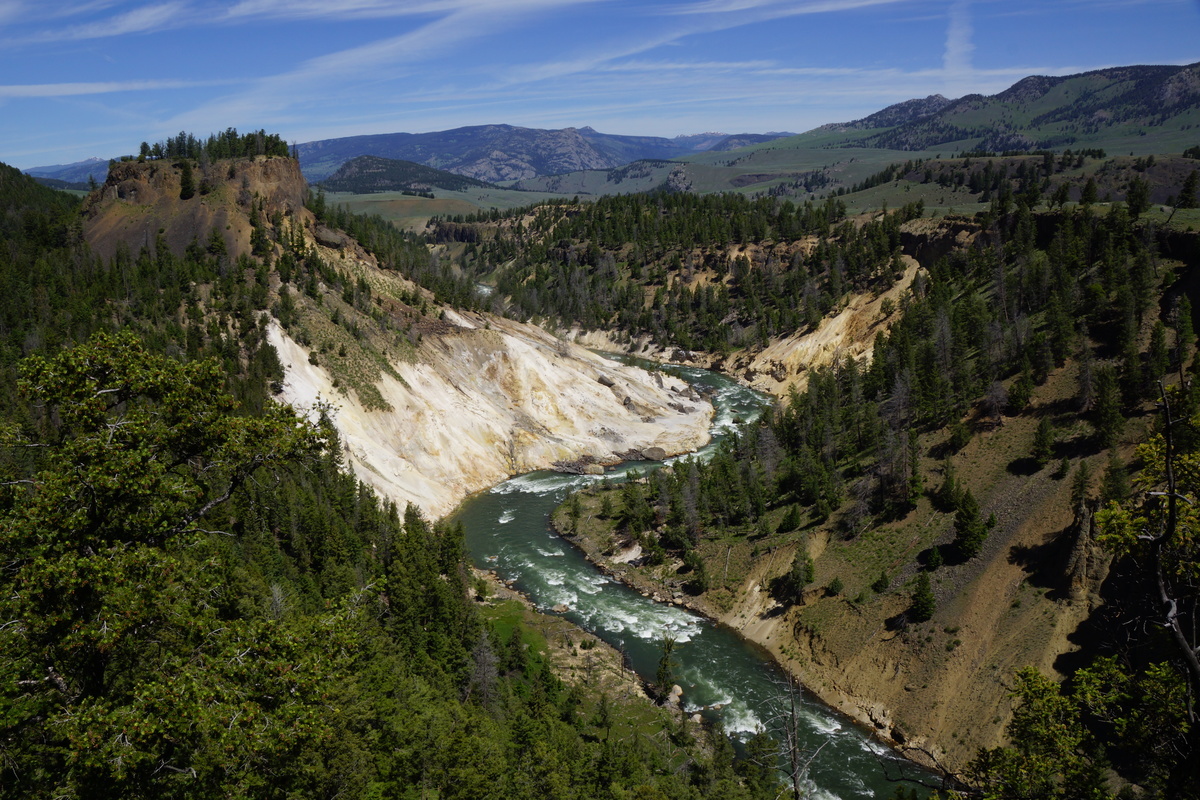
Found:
[455,362,932,799]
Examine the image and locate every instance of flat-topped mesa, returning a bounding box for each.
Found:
[83,155,309,263]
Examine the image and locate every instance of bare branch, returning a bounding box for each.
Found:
[1154,382,1200,704]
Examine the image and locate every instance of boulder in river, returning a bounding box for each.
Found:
[642,446,667,461]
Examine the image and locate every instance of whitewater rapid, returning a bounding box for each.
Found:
[453,360,930,799]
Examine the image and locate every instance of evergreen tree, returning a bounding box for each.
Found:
[1055,456,1072,480]
[1081,177,1099,206]
[655,634,678,700]
[1100,451,1130,505]
[179,158,195,200]
[910,572,935,622]
[926,545,944,571]
[1175,297,1195,370]
[1051,182,1071,209]
[871,569,890,593]
[1178,169,1199,209]
[1126,176,1151,217]
[1148,320,1170,386]
[1033,417,1055,467]
[1007,370,1033,413]
[1071,461,1094,509]
[936,457,963,512]
[777,503,802,533]
[954,489,988,559]
[598,492,614,519]
[1092,365,1124,447]
[789,551,814,604]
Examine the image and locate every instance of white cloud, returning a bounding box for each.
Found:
[160,8,487,131]
[0,78,234,98]
[943,0,975,95]
[19,1,190,42]
[224,0,608,22]
[664,0,912,17]
[0,1,23,24]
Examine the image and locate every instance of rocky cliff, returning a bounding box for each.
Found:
[268,309,712,519]
[83,156,713,519]
[83,155,308,262]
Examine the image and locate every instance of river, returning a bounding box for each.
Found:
[452,360,930,799]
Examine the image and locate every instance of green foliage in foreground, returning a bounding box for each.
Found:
[0,161,797,800]
[0,333,777,800]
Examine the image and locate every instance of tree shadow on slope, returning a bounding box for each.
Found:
[1007,523,1075,600]
[1007,456,1042,476]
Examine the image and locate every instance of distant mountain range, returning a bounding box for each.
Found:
[21,61,1200,191]
[25,156,109,187]
[295,125,796,184]
[318,155,495,193]
[24,127,797,188]
[820,62,1200,152]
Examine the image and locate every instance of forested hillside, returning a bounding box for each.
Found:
[443,160,1200,796]
[6,121,1200,799]
[0,149,784,799]
[818,63,1200,154]
[432,192,923,353]
[320,155,495,194]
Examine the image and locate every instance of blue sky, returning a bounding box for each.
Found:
[2,0,1197,169]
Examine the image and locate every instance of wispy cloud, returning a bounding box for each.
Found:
[0,1,23,24]
[161,7,496,131]
[495,29,693,86]
[486,0,916,91]
[943,0,974,96]
[0,78,235,98]
[664,0,912,17]
[18,1,190,42]
[224,0,609,21]
[598,59,780,73]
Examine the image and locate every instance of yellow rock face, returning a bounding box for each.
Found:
[267,312,713,519]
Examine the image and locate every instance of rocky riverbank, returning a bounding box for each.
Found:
[547,502,947,776]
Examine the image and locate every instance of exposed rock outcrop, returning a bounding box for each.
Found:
[82,155,714,521]
[83,156,309,262]
[268,312,713,519]
[1064,501,1112,604]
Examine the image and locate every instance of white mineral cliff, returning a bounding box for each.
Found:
[267,309,713,520]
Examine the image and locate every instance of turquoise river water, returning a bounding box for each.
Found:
[452,360,931,799]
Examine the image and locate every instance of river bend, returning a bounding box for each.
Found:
[453,361,927,799]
